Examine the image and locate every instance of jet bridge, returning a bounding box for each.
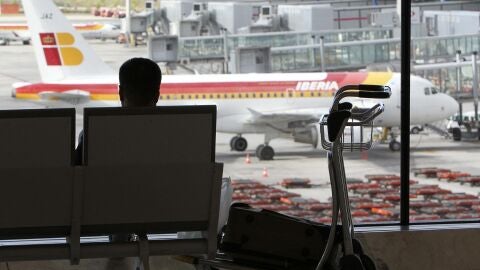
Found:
[270,33,480,72]
[178,27,395,60]
[332,0,480,29]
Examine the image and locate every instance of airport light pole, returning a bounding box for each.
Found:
[222,28,229,74]
[456,50,463,124]
[125,0,131,47]
[310,35,316,70]
[319,36,325,72]
[472,52,479,123]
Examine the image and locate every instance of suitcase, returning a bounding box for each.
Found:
[219,203,341,270]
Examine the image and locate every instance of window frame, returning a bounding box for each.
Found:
[395,1,480,227]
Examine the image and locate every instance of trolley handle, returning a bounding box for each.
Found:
[327,110,352,142]
[351,103,382,120]
[359,89,391,99]
[358,84,387,92]
[334,85,360,97]
[332,87,391,111]
[334,84,388,98]
[351,104,385,124]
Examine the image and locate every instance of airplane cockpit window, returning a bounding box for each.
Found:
[424,87,431,95]
[431,87,439,94]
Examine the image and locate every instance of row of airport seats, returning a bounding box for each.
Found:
[0,106,222,269]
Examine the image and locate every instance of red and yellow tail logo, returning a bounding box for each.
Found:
[40,33,83,66]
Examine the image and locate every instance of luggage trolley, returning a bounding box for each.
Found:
[188,84,391,270]
[317,84,391,270]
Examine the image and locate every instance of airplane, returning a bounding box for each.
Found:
[12,0,459,160]
[0,22,120,44]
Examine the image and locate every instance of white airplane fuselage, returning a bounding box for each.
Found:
[15,0,460,158]
[14,72,458,136]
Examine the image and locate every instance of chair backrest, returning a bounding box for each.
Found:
[0,108,75,167]
[0,109,75,238]
[81,105,220,236]
[83,105,216,165]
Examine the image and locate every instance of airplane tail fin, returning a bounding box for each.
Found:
[21,0,114,82]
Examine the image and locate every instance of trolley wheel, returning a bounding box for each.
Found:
[352,238,365,255]
[352,239,376,270]
[360,254,377,270]
[339,254,366,270]
[256,144,274,160]
[389,140,401,151]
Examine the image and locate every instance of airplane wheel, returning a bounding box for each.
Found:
[410,126,421,134]
[389,140,401,151]
[256,144,264,157]
[230,136,240,150]
[452,128,461,141]
[256,144,274,160]
[230,136,247,152]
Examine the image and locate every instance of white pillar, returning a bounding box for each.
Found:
[456,50,463,124]
[472,52,479,122]
[396,0,401,24]
[223,28,229,74]
[126,0,131,32]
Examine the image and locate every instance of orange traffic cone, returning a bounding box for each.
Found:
[245,153,251,164]
[361,151,368,160]
[262,167,269,178]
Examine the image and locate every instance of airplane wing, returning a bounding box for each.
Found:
[247,108,327,124]
[38,90,91,105]
[245,100,384,148]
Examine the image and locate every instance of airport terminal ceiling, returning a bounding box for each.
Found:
[0,0,479,229]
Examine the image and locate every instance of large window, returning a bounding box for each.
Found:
[0,0,478,228]
[408,1,480,224]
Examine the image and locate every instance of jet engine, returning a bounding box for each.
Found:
[293,125,319,148]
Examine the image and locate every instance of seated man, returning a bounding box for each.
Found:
[75,57,162,164]
[75,57,161,243]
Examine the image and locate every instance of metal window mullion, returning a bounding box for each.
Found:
[400,0,411,227]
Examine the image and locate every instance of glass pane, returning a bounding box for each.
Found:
[410,3,480,223]
[5,0,479,230]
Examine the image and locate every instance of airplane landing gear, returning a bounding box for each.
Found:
[256,144,275,160]
[230,136,248,152]
[389,140,401,151]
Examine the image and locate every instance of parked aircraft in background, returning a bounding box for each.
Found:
[13,0,459,160]
[0,22,120,45]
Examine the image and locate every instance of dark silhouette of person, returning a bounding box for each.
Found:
[118,57,161,108]
[75,57,162,164]
[75,58,161,245]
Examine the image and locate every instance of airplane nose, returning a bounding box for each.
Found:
[440,94,459,118]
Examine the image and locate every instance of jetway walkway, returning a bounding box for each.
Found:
[178,27,395,60]
[270,33,480,72]
[178,28,480,72]
[333,0,480,29]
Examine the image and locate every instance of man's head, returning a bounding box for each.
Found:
[118,57,161,107]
